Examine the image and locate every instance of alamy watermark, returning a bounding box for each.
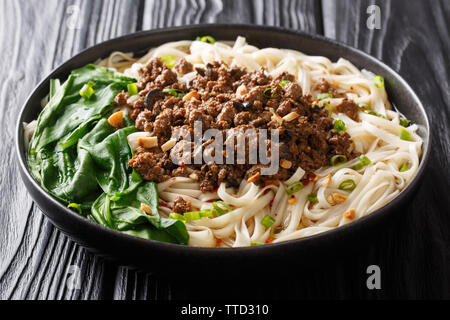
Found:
[66,265,82,290]
[366,265,381,290]
[169,121,280,175]
[366,5,381,30]
[66,5,82,30]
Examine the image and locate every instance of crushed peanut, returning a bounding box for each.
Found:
[138,136,158,149]
[280,159,292,169]
[183,91,199,101]
[161,139,177,152]
[331,193,347,204]
[344,208,356,220]
[288,195,297,205]
[140,203,152,215]
[283,111,300,122]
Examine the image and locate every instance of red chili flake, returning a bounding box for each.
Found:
[265,237,275,244]
[350,86,354,90]
[302,172,317,186]
[216,238,222,244]
[179,162,185,167]
[274,213,278,216]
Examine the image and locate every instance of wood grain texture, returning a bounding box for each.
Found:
[0,0,448,300]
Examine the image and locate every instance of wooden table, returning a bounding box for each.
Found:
[1,0,449,300]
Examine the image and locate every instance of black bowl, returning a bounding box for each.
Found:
[16,24,431,273]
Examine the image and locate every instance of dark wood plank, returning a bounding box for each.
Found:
[322,0,450,299]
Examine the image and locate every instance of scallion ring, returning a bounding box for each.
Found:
[196,35,216,44]
[263,88,276,99]
[162,88,185,97]
[317,93,333,100]
[353,155,371,170]
[307,194,318,203]
[399,163,410,172]
[334,119,346,132]
[127,83,139,96]
[79,81,96,100]
[261,215,275,228]
[330,155,348,166]
[279,80,291,87]
[161,55,176,68]
[68,203,82,215]
[286,181,304,195]
[399,128,411,141]
[339,179,356,191]
[374,75,385,88]
[399,118,411,127]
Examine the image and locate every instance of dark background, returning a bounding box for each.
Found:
[1,0,449,300]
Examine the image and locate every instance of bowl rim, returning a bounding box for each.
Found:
[15,23,431,254]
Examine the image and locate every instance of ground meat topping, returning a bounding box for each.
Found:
[336,99,359,121]
[174,58,194,75]
[123,58,359,192]
[173,196,192,214]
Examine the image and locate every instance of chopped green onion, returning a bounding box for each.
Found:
[184,211,202,221]
[196,35,216,44]
[399,128,411,141]
[353,155,371,170]
[334,119,346,132]
[374,75,385,88]
[161,55,176,68]
[68,203,82,215]
[399,118,411,127]
[339,179,356,191]
[307,194,318,203]
[279,80,291,87]
[317,93,333,100]
[330,155,348,166]
[251,241,265,246]
[263,88,276,99]
[364,109,385,118]
[169,212,186,222]
[399,163,409,172]
[79,81,96,99]
[261,215,275,228]
[127,83,139,96]
[286,181,304,195]
[212,201,232,216]
[162,88,185,97]
[200,209,214,218]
